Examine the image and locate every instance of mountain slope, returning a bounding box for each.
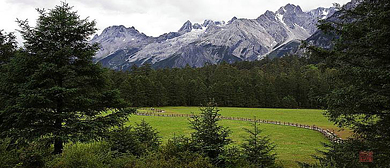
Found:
[269,0,360,58]
[91,4,336,69]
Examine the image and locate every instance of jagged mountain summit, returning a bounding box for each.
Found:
[269,0,360,58]
[91,4,336,69]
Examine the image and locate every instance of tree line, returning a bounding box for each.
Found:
[109,56,337,109]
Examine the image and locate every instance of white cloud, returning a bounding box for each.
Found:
[0,0,351,45]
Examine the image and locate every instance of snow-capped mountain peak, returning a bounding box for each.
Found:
[90,25,151,62]
[91,3,338,69]
[309,7,336,20]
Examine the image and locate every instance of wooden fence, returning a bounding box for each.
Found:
[135,108,343,143]
[138,108,165,113]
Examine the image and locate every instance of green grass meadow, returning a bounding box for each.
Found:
[150,107,351,138]
[128,107,339,167]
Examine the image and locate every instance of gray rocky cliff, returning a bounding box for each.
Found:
[91,3,340,69]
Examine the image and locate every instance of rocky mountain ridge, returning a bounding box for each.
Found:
[91,4,337,69]
[269,0,361,58]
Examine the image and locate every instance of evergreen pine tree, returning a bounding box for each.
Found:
[306,0,390,166]
[241,120,277,167]
[133,119,161,151]
[0,3,133,154]
[189,102,231,163]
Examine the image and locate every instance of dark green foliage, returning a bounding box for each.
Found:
[128,150,214,168]
[47,142,114,168]
[112,55,335,109]
[133,119,161,151]
[110,56,335,108]
[314,0,390,138]
[0,137,52,168]
[106,126,143,156]
[300,140,373,168]
[0,138,19,168]
[189,102,231,164]
[241,120,277,168]
[218,146,251,168]
[0,2,133,154]
[48,139,214,168]
[304,0,390,167]
[0,30,17,65]
[17,140,53,168]
[160,135,192,159]
[281,95,298,108]
[154,135,215,168]
[106,120,160,156]
[0,30,17,112]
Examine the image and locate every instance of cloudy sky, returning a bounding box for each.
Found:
[1,0,350,43]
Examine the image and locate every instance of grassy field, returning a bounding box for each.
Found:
[127,107,333,168]
[147,107,352,138]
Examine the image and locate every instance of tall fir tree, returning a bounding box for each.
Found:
[307,0,390,166]
[189,102,231,164]
[0,3,134,154]
[241,119,276,167]
[133,119,161,151]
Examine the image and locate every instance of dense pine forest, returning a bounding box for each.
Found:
[109,55,336,109]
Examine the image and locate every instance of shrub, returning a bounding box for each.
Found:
[146,135,214,168]
[0,138,19,168]
[106,120,161,157]
[18,139,52,168]
[135,150,214,168]
[0,137,52,168]
[160,135,192,158]
[47,142,113,168]
[218,146,251,168]
[105,126,143,156]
